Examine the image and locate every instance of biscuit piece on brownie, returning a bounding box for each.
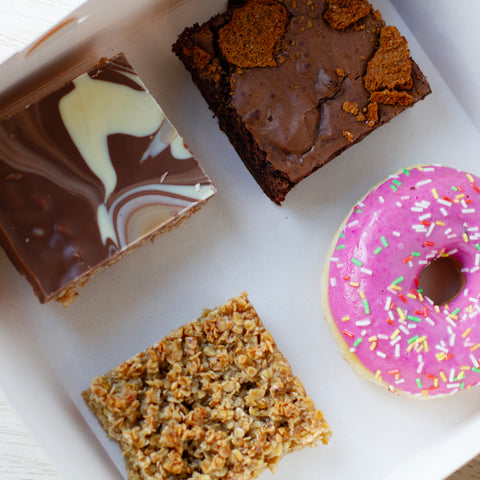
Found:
[82,293,331,479]
[0,53,215,305]
[173,0,431,203]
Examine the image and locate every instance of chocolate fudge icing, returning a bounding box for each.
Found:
[173,0,431,203]
[0,54,215,304]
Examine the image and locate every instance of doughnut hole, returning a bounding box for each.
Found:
[418,256,466,306]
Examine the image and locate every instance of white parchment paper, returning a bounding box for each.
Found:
[392,0,480,135]
[1,1,480,479]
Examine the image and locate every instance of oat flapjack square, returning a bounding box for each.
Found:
[82,293,331,479]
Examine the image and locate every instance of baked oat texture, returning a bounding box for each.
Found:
[82,293,331,480]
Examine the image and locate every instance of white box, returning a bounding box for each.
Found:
[1,1,480,479]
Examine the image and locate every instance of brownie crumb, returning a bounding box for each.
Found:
[366,101,379,125]
[323,0,371,30]
[218,0,289,68]
[371,9,383,22]
[188,45,213,70]
[342,101,359,116]
[344,100,377,126]
[364,25,413,92]
[342,130,354,142]
[370,89,413,106]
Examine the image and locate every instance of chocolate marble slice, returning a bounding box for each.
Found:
[0,54,216,305]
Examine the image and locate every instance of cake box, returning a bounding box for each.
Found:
[1,1,480,479]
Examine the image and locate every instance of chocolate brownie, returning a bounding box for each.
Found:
[0,54,215,304]
[173,0,431,204]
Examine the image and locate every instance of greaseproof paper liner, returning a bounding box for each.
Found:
[0,1,480,479]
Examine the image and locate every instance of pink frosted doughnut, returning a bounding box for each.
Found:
[322,165,480,398]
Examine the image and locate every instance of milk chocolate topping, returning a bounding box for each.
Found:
[0,54,215,303]
[173,0,431,203]
[229,5,423,182]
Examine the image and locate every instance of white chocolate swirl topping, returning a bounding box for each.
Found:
[0,53,215,302]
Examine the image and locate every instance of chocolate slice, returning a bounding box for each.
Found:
[0,54,216,305]
[173,0,431,204]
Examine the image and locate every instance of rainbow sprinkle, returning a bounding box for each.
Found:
[326,165,480,397]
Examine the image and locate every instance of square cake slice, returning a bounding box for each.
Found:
[82,293,331,480]
[173,0,431,203]
[0,53,215,305]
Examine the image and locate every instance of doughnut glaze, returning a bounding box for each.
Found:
[322,165,480,398]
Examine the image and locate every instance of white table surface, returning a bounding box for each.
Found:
[0,1,480,479]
